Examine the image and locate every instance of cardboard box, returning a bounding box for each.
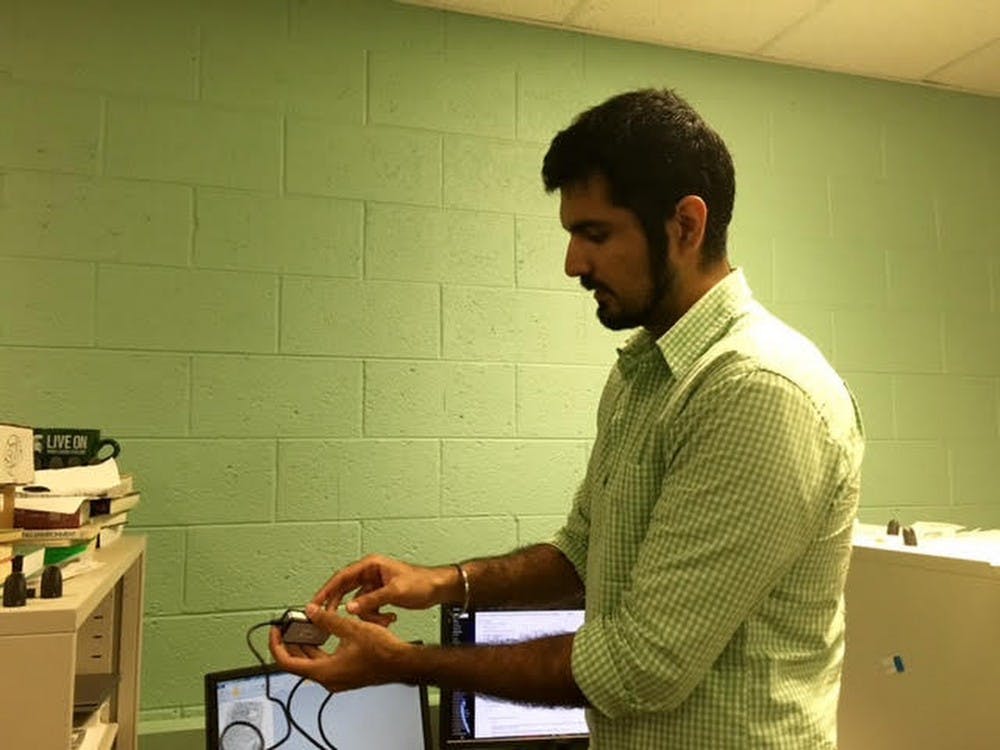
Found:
[1,423,34,529]
[0,423,34,485]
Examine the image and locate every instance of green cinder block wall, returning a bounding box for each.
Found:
[2,0,1000,731]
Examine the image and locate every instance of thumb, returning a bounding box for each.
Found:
[345,587,393,616]
[306,603,353,637]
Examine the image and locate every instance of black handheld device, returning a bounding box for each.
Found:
[277,608,329,646]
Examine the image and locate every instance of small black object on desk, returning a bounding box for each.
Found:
[3,556,28,607]
[40,564,63,598]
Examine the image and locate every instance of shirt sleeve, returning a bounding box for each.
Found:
[571,367,845,718]
[550,364,625,583]
[549,479,591,581]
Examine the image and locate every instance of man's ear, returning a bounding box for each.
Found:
[671,195,708,257]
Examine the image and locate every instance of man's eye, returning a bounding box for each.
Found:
[585,231,609,243]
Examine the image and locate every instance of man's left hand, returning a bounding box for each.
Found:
[268,603,414,693]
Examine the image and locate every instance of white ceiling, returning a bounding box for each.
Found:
[398,0,1000,97]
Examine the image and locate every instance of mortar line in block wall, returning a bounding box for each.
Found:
[272,436,279,523]
[197,24,205,100]
[363,48,370,127]
[187,354,194,436]
[188,186,197,267]
[96,96,107,178]
[279,114,287,197]
[438,438,444,517]
[360,201,368,279]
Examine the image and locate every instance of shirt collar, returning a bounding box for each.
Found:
[615,268,754,378]
[656,267,753,377]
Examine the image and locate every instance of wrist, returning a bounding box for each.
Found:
[395,641,428,686]
[432,564,466,606]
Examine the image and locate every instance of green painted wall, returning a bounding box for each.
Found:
[1,0,999,725]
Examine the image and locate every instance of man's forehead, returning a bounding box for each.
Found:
[559,172,611,200]
[559,176,618,226]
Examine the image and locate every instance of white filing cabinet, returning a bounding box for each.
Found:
[0,535,146,749]
[839,538,1000,750]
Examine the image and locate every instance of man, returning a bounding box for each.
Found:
[270,89,864,748]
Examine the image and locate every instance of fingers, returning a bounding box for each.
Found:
[269,626,320,679]
[311,560,367,609]
[312,556,385,610]
[345,586,394,618]
[356,610,397,628]
[305,603,355,637]
[300,644,326,660]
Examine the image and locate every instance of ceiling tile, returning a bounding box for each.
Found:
[929,38,1000,96]
[396,0,1000,98]
[571,0,825,53]
[760,0,1000,79]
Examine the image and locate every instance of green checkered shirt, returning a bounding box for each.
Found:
[551,269,864,749]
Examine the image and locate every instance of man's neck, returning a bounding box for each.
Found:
[644,262,733,339]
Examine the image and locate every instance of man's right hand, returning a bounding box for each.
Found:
[311,554,461,627]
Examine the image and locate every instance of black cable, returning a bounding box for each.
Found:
[287,675,337,750]
[244,622,293,749]
[317,691,338,750]
[243,620,333,750]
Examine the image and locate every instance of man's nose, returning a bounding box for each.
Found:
[564,240,589,278]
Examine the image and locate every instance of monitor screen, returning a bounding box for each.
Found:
[439,604,589,748]
[205,664,432,750]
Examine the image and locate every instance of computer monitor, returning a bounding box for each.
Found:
[205,664,432,750]
[439,604,589,748]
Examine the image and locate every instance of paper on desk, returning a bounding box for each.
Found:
[71,720,112,750]
[853,521,1000,566]
[910,521,965,539]
[59,558,105,581]
[14,493,89,514]
[920,530,1000,566]
[22,459,121,496]
[14,460,124,513]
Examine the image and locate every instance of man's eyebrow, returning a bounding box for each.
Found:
[565,220,611,233]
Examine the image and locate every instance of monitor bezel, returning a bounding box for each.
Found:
[204,662,434,750]
[438,604,589,749]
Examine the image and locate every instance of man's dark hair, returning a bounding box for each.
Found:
[541,88,735,265]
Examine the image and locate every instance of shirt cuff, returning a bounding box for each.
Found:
[547,530,587,583]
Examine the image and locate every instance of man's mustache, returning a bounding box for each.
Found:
[580,277,608,294]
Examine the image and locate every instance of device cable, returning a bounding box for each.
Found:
[238,620,332,750]
[286,670,337,750]
[317,691,338,750]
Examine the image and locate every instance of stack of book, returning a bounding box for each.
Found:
[11,459,140,574]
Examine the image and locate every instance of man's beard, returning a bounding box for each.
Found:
[582,252,675,331]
